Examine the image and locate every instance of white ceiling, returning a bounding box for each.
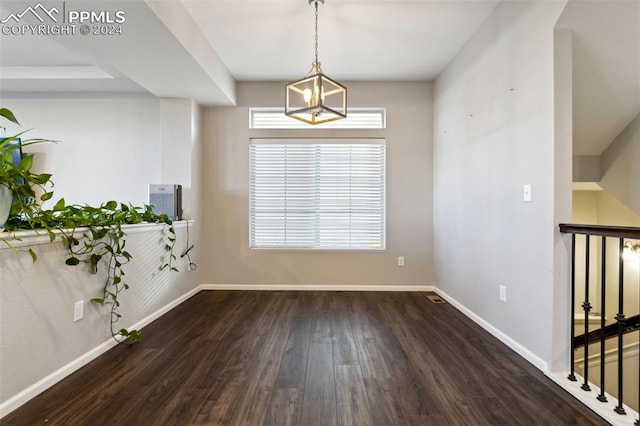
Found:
[180,0,500,81]
[0,0,499,99]
[0,0,638,156]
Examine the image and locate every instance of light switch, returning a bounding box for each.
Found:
[523,184,532,202]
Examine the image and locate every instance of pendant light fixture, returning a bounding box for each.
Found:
[285,0,347,125]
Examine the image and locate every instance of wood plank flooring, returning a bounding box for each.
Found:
[3,291,607,425]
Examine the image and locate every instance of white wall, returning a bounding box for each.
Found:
[159,98,201,220]
[2,97,162,207]
[552,28,574,373]
[201,81,434,287]
[434,1,566,369]
[600,113,640,216]
[1,96,201,218]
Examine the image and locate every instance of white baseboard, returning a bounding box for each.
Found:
[433,288,549,373]
[548,371,638,426]
[201,283,437,292]
[0,285,202,419]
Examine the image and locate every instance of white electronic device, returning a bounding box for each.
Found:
[149,184,182,220]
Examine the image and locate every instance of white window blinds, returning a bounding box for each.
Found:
[250,139,386,250]
[250,108,386,129]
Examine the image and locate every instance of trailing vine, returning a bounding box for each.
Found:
[7,200,177,343]
[1,108,177,344]
[3,196,177,345]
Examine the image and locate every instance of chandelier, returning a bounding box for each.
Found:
[285,0,347,125]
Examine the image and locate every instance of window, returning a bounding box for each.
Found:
[250,139,386,250]
[250,108,386,129]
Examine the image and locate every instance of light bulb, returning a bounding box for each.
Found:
[303,88,312,105]
[622,242,640,260]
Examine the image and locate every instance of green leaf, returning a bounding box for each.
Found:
[105,200,117,210]
[28,248,37,263]
[65,257,80,266]
[91,298,104,305]
[53,198,66,211]
[120,329,142,344]
[171,267,178,272]
[0,108,19,124]
[31,173,52,184]
[40,192,53,201]
[19,154,34,171]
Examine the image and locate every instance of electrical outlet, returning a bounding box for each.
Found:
[398,256,405,267]
[74,300,84,321]
[499,286,507,302]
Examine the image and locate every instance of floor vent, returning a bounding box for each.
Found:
[426,294,446,304]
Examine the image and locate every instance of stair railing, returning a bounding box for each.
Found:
[559,224,640,424]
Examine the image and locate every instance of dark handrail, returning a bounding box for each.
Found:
[559,224,640,239]
[573,314,640,348]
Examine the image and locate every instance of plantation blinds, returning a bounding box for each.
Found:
[249,139,386,250]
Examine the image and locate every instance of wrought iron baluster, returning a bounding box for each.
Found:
[569,233,577,382]
[614,238,626,415]
[597,236,607,402]
[582,234,592,392]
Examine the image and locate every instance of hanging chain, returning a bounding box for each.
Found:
[314,1,319,65]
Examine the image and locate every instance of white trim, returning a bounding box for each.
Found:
[576,342,639,369]
[548,372,639,426]
[0,66,113,80]
[574,312,606,326]
[0,285,201,419]
[201,283,436,292]
[432,288,549,373]
[0,220,194,250]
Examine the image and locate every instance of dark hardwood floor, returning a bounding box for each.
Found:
[3,291,607,425]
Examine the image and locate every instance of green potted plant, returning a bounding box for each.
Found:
[0,108,54,228]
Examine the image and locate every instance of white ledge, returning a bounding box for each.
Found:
[0,220,194,250]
